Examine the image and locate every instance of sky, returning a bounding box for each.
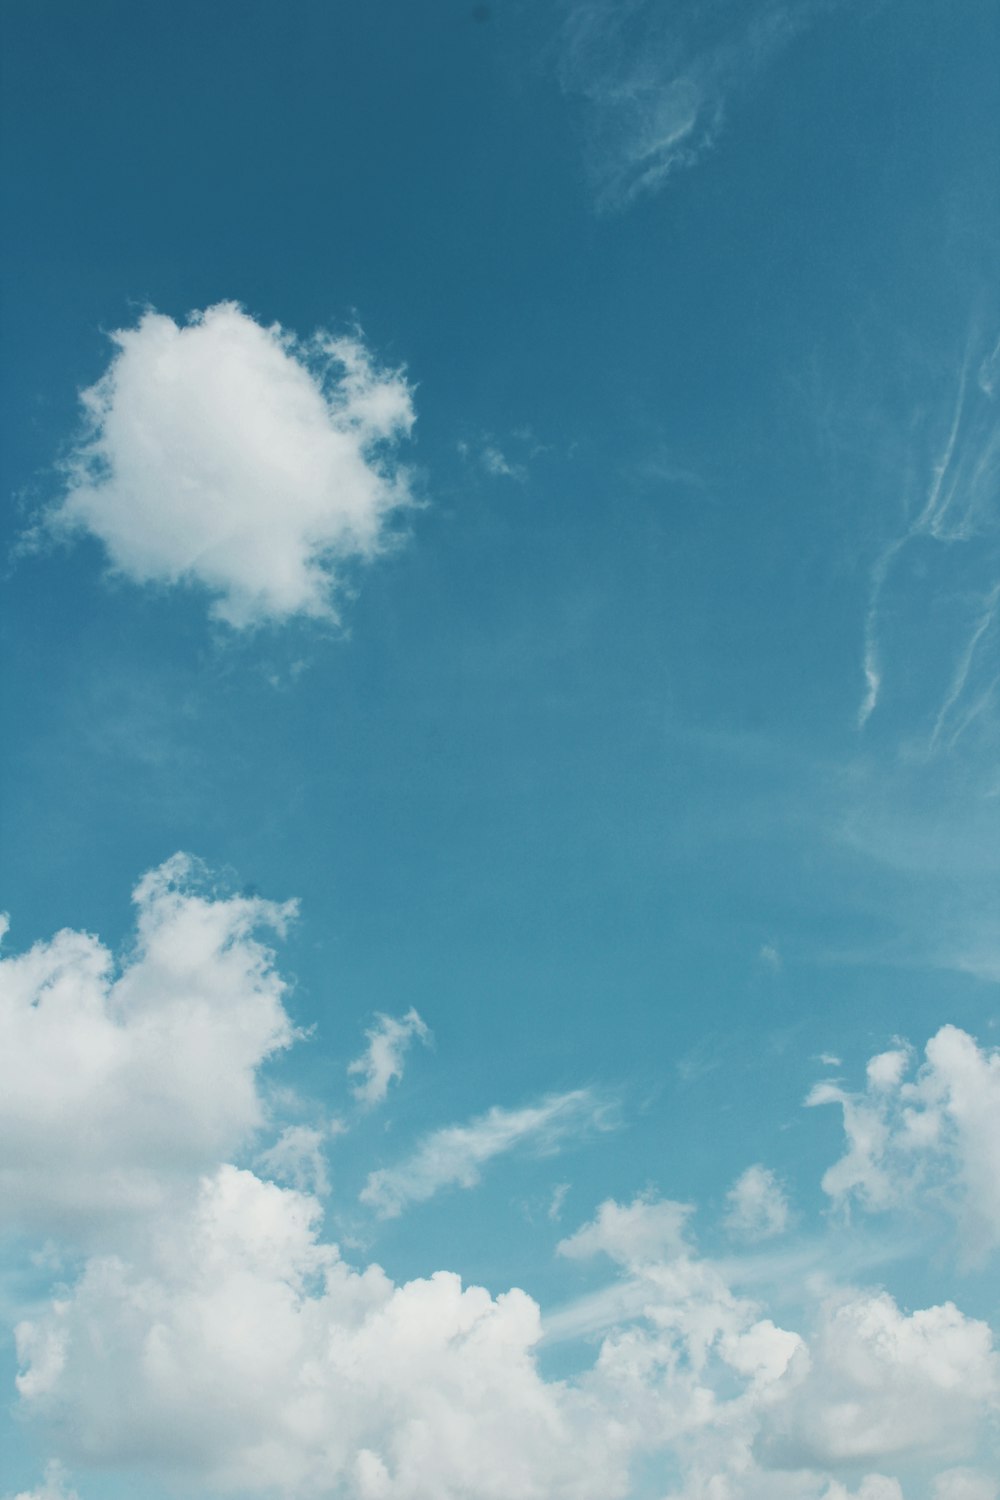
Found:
[1,1,999,1497]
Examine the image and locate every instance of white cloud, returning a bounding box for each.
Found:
[856,324,1000,731]
[349,1007,430,1108]
[5,1463,80,1500]
[13,1167,1000,1499]
[558,1191,692,1269]
[820,1481,903,1500]
[360,1091,611,1219]
[558,0,833,210]
[724,1164,790,1241]
[44,303,415,628]
[480,444,526,481]
[933,1471,1000,1500]
[5,861,1000,1496]
[0,854,295,1234]
[807,1024,1000,1262]
[15,1165,630,1500]
[758,1288,1000,1469]
[257,1123,336,1197]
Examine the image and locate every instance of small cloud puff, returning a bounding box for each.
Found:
[44,303,416,628]
[349,1007,430,1109]
[724,1163,790,1241]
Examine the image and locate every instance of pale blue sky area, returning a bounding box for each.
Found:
[2,3,999,1498]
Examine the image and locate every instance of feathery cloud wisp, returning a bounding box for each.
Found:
[360,1090,612,1218]
[558,0,837,210]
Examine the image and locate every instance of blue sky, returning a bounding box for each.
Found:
[1,2,999,1497]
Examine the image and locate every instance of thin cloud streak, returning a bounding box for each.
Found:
[360,1090,615,1219]
[858,325,1000,730]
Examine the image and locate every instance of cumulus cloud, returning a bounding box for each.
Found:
[0,853,295,1234]
[5,864,1000,1496]
[359,1090,611,1219]
[15,1165,629,1500]
[348,1007,430,1108]
[759,1288,1000,1469]
[724,1164,791,1241]
[807,1024,1000,1262]
[558,0,835,209]
[558,1191,693,1268]
[13,1170,1000,1498]
[44,303,415,627]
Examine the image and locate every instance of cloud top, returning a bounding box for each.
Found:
[46,303,416,627]
[0,853,296,1233]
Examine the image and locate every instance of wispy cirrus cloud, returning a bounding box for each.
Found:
[858,325,1000,733]
[360,1089,614,1218]
[557,0,839,210]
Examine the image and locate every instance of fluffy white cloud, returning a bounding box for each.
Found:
[724,1164,790,1242]
[14,1177,1000,1498]
[349,1008,430,1108]
[758,1287,1000,1469]
[807,1025,1000,1261]
[0,854,295,1234]
[15,1165,630,1500]
[360,1090,610,1219]
[46,303,415,627]
[557,1191,693,1269]
[5,864,1000,1497]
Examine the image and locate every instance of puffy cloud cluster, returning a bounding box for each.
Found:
[807,1025,1000,1261]
[21,1177,998,1500]
[5,867,1000,1498]
[46,303,415,627]
[0,854,295,1235]
[557,1193,998,1499]
[15,1165,629,1500]
[759,1290,1000,1470]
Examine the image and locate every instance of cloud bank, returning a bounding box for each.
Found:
[45,303,416,627]
[4,862,1000,1498]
